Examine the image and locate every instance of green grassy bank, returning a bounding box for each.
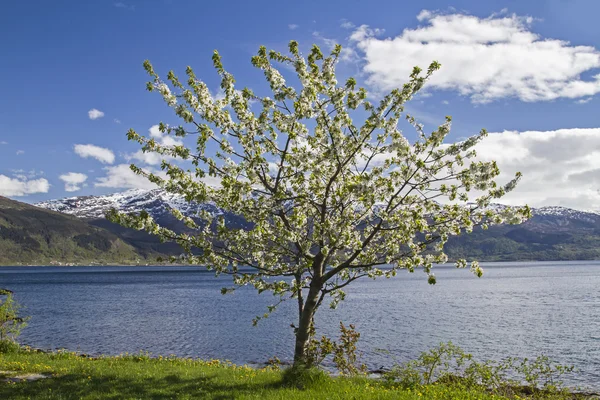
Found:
[0,349,592,400]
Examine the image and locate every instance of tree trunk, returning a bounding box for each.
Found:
[292,281,321,367]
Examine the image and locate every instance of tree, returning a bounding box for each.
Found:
[108,41,530,367]
[0,289,27,343]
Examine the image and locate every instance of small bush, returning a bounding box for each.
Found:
[0,289,28,343]
[305,322,367,375]
[0,339,21,354]
[383,342,576,397]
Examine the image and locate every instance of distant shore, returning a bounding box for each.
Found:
[3,259,600,268]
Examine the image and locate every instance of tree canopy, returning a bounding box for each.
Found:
[108,41,530,365]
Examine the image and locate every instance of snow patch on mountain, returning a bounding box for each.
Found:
[35,189,221,220]
[35,189,600,226]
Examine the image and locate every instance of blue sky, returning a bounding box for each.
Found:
[1,0,600,210]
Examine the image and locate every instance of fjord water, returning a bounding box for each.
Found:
[1,262,599,390]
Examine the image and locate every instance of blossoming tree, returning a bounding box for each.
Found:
[108,41,530,367]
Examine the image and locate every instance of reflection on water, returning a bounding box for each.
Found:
[1,261,599,390]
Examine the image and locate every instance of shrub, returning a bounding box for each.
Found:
[0,338,21,353]
[305,322,367,375]
[383,342,575,397]
[0,288,29,352]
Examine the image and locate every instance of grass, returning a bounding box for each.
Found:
[0,349,521,400]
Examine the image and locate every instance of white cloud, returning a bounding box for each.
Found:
[95,164,163,189]
[88,109,105,120]
[288,24,299,30]
[469,128,600,211]
[126,150,166,166]
[0,175,50,197]
[59,172,88,192]
[576,97,593,104]
[416,9,433,22]
[11,169,44,180]
[124,125,182,166]
[10,169,26,180]
[11,173,26,181]
[340,20,355,29]
[16,150,24,155]
[0,141,7,145]
[348,25,385,42]
[74,144,115,164]
[148,125,162,138]
[114,118,121,124]
[352,11,600,103]
[442,100,449,105]
[357,127,600,212]
[114,2,134,10]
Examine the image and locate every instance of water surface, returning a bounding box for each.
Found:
[1,261,598,390]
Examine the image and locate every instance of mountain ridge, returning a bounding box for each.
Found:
[33,189,600,262]
[34,188,600,224]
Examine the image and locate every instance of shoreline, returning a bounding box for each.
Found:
[3,259,600,268]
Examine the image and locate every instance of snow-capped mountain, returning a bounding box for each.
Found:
[35,189,248,257]
[35,189,221,220]
[32,189,600,261]
[36,188,598,222]
[534,205,600,219]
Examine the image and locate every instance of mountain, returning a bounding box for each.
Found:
[35,189,600,262]
[36,189,221,220]
[36,189,248,257]
[445,205,600,261]
[0,196,160,266]
[3,186,596,265]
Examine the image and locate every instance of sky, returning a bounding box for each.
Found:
[1,0,600,211]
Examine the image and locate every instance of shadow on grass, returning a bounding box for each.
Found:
[0,372,287,400]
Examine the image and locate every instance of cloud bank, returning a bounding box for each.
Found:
[472,128,600,211]
[0,175,50,196]
[351,10,600,103]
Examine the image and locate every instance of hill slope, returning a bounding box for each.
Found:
[36,189,248,257]
[444,205,600,261]
[36,189,600,262]
[0,196,158,265]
